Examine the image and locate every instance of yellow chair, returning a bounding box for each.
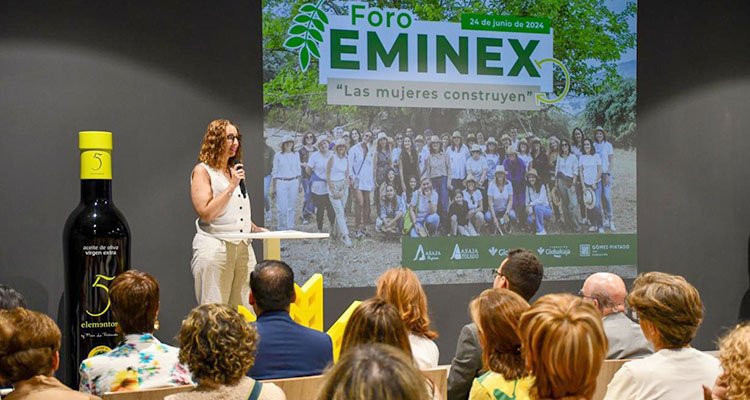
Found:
[325,300,362,361]
[102,385,193,400]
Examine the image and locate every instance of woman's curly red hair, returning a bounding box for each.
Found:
[198,119,242,169]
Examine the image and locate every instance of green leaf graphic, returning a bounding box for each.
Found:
[294,14,311,24]
[284,36,305,49]
[284,0,328,71]
[311,18,324,31]
[300,46,310,71]
[299,3,316,13]
[288,25,306,35]
[309,29,323,42]
[307,40,320,58]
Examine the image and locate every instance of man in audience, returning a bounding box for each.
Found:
[247,260,333,380]
[0,284,27,309]
[447,249,544,400]
[580,272,652,359]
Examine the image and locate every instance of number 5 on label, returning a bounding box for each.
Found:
[86,274,116,317]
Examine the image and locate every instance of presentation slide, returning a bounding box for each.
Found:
[262,0,637,287]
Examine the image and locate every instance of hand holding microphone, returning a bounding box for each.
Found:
[231,160,247,198]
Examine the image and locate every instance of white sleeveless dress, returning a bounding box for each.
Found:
[191,163,257,309]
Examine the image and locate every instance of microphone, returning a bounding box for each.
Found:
[233,159,247,198]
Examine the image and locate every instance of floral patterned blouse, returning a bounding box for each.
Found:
[79,333,194,396]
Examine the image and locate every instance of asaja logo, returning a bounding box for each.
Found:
[450,244,480,260]
[536,245,571,259]
[413,244,440,261]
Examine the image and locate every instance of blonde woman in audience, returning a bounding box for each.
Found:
[317,344,431,400]
[519,293,607,400]
[469,289,533,400]
[166,304,285,400]
[605,272,720,400]
[0,308,100,400]
[376,268,439,368]
[703,323,750,400]
[79,270,192,396]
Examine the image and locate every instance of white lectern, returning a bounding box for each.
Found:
[214,230,329,260]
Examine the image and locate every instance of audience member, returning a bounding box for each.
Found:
[448,248,544,400]
[79,270,192,395]
[580,272,652,359]
[166,304,284,400]
[340,298,441,399]
[468,289,532,400]
[519,293,607,400]
[0,285,26,310]
[703,323,750,400]
[340,298,412,356]
[247,260,333,379]
[316,343,432,400]
[376,268,439,368]
[0,308,100,400]
[604,272,720,400]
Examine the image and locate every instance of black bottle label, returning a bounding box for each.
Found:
[74,237,128,361]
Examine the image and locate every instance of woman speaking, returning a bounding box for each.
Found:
[190,119,266,309]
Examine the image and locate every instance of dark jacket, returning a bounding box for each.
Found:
[248,311,333,380]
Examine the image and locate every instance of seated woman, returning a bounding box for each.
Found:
[448,190,475,236]
[376,268,439,369]
[525,169,552,235]
[462,174,484,233]
[80,270,193,396]
[0,308,100,400]
[376,183,406,239]
[704,323,750,400]
[519,293,607,400]
[166,304,284,400]
[605,272,721,400]
[341,298,412,356]
[469,289,532,400]
[317,344,431,400]
[409,178,440,237]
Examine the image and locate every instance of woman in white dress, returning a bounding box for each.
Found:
[271,135,301,231]
[190,119,267,308]
[348,131,375,238]
[327,139,353,247]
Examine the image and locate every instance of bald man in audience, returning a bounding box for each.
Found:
[447,249,544,400]
[580,272,652,359]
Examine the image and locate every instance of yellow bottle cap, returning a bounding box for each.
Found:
[79,131,113,150]
[79,131,113,179]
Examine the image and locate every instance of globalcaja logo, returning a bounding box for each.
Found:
[284,2,571,109]
[488,246,509,258]
[536,245,571,259]
[413,244,441,262]
[450,244,480,261]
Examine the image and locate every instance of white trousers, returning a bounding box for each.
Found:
[191,233,256,309]
[328,179,350,237]
[276,179,298,230]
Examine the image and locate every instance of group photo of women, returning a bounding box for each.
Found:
[263,125,626,245]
